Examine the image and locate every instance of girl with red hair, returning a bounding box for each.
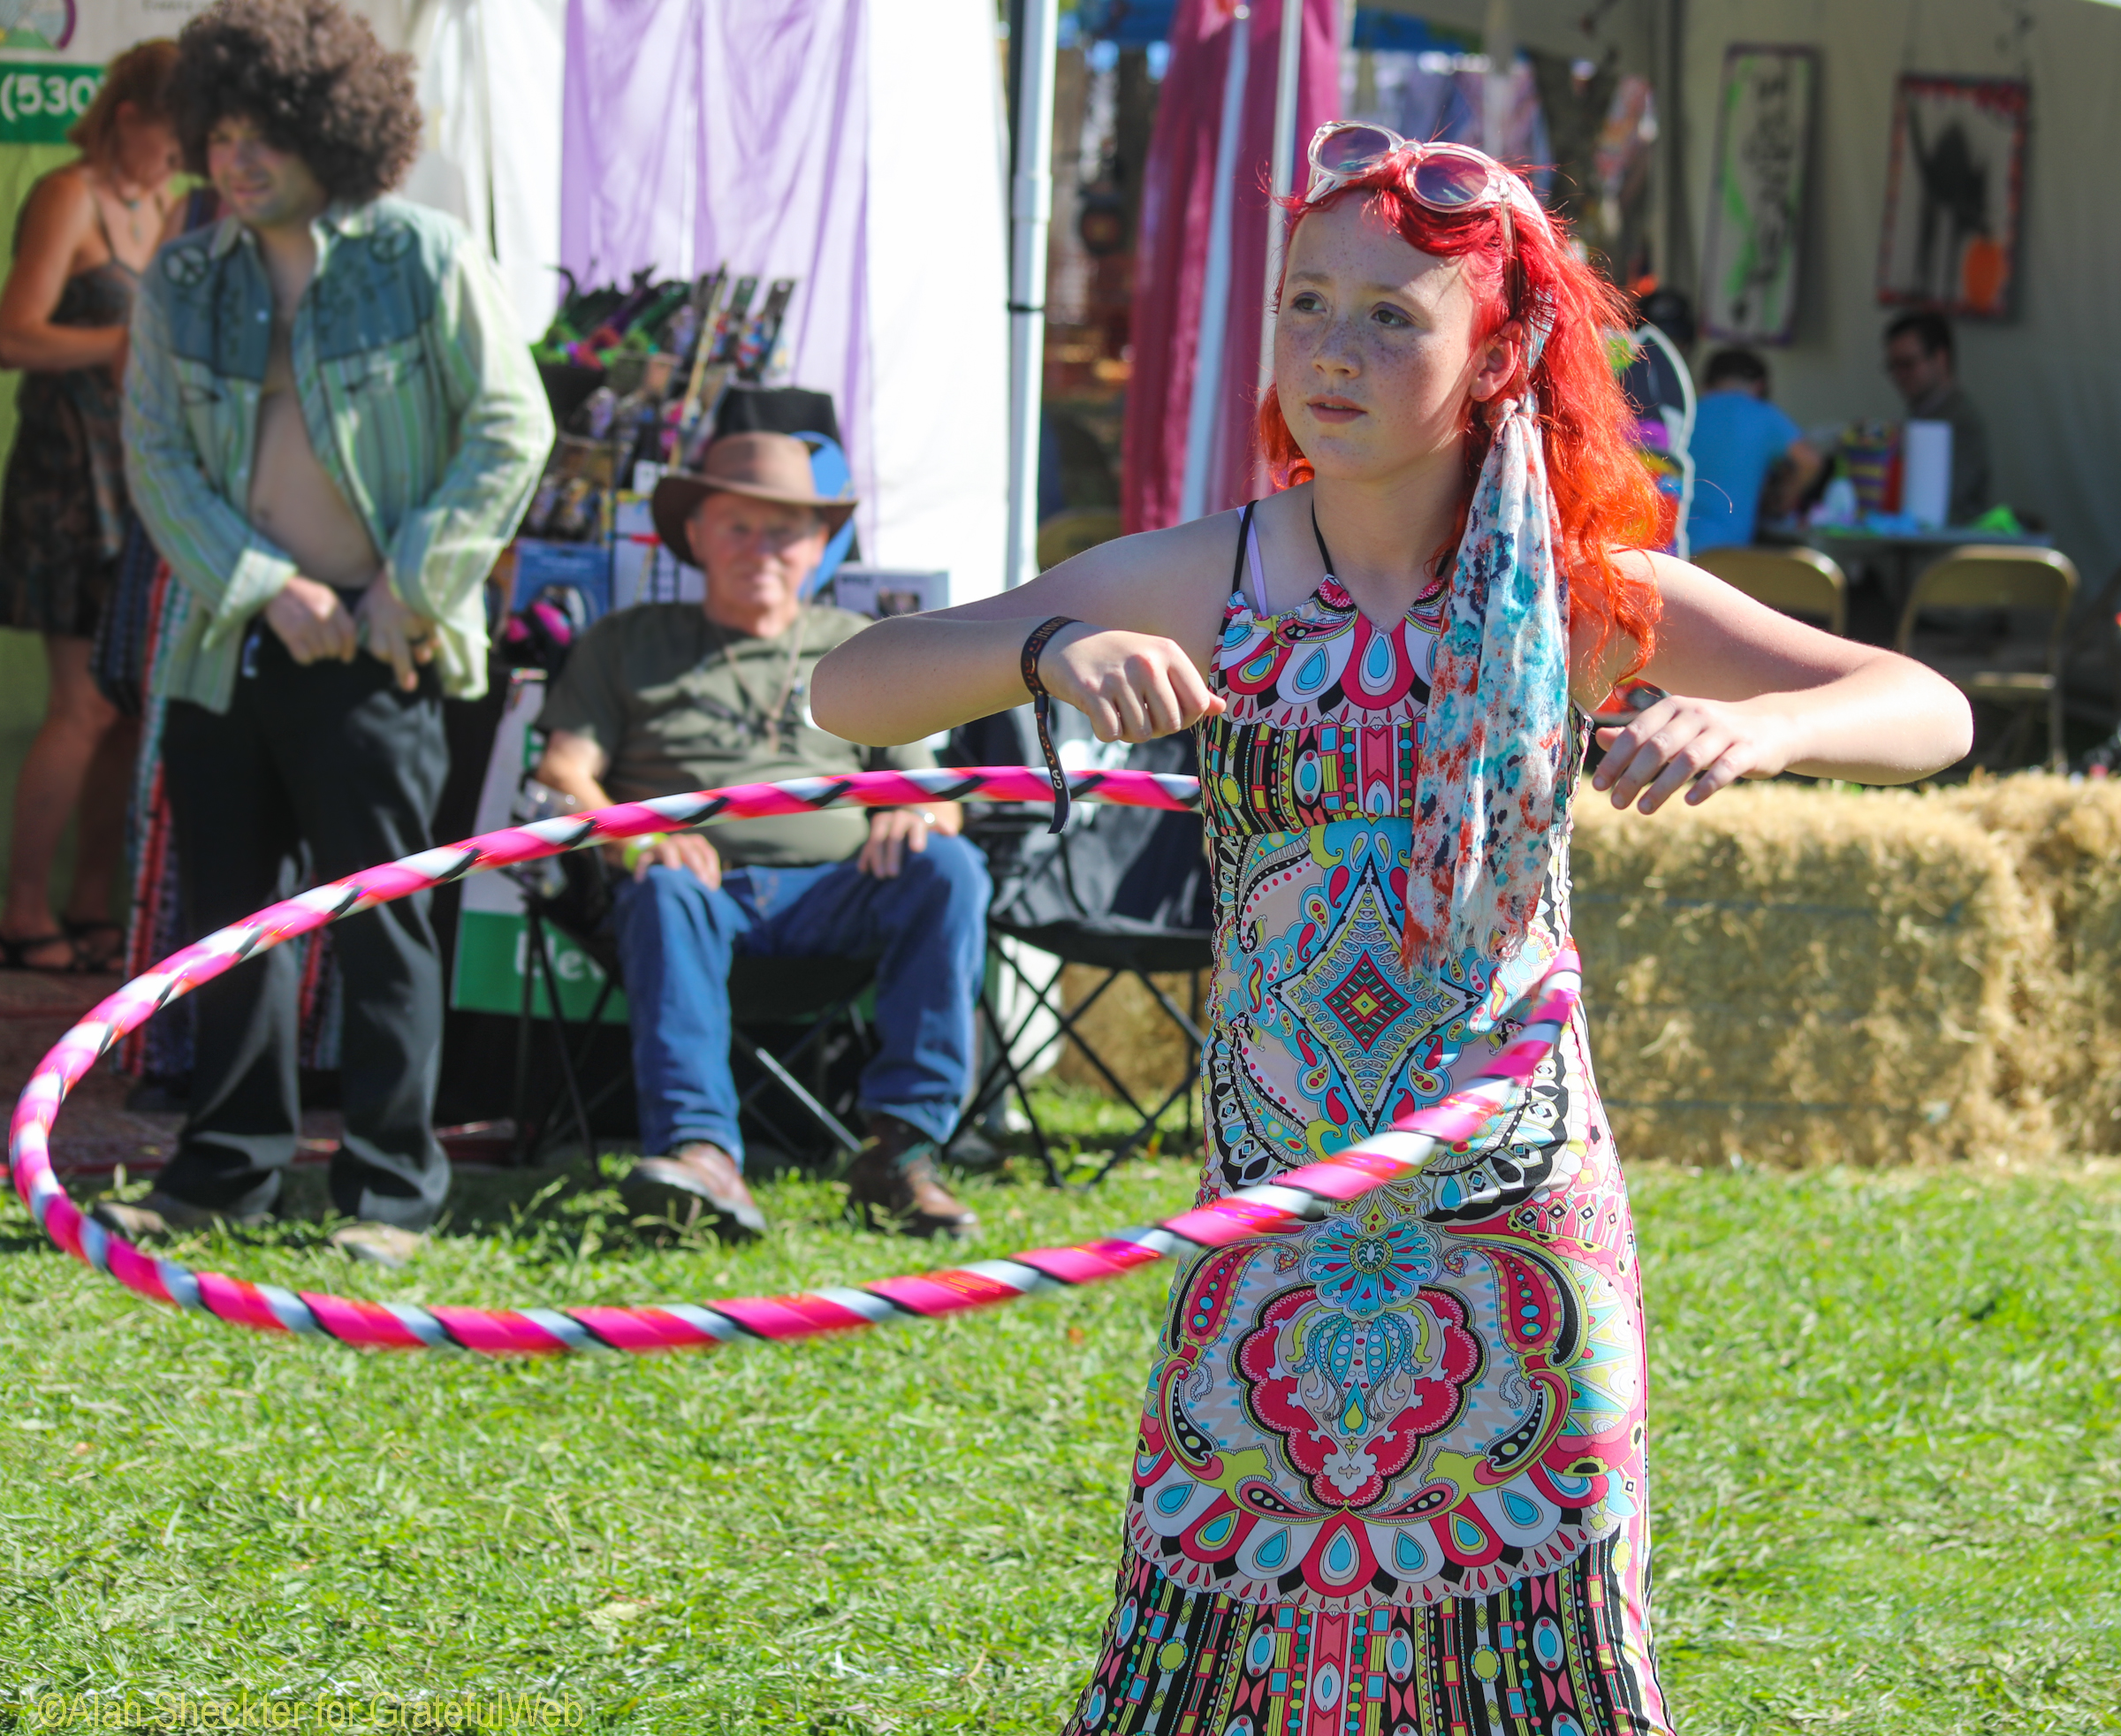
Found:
[816,132,1966,1733]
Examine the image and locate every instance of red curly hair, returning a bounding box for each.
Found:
[1258,166,1664,674]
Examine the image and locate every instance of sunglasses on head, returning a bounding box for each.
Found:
[1304,122,1550,228]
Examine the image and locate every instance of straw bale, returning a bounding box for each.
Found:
[1052,966,1204,1104]
[1040,776,2121,1166]
[1570,782,2034,1167]
[1929,775,2121,1153]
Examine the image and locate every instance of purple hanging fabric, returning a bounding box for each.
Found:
[560,0,875,539]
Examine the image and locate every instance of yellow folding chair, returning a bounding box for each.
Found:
[1691,544,1849,637]
[1894,545,2079,771]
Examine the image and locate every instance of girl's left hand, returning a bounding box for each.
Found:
[1591,689,1794,813]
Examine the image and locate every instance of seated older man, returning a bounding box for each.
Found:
[534,432,988,1240]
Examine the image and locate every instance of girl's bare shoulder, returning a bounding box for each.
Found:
[945,507,1249,636]
[25,164,96,225]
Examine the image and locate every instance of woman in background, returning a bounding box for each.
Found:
[0,41,179,971]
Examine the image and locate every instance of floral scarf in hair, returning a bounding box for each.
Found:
[1399,392,1570,1007]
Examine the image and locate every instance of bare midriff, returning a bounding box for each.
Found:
[248,307,382,590]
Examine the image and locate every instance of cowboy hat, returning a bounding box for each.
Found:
[650,430,857,566]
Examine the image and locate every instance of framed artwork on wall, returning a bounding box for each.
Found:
[1700,44,1818,346]
[1877,74,2028,320]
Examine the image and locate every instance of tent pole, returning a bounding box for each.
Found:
[1004,0,1060,589]
[1482,0,1516,158]
[1179,10,1251,525]
[1257,0,1304,398]
[1659,0,1694,303]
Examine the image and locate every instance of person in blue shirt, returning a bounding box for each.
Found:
[1686,348,1822,552]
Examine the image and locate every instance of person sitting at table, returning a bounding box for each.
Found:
[1883,308,1990,525]
[531,432,989,1243]
[1685,347,1823,553]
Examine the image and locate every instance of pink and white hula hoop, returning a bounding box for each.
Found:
[8,767,1580,1357]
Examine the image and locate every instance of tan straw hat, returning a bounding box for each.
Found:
[650,430,857,567]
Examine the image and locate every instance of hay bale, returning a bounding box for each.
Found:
[1051,966,1204,1104]
[1041,775,2121,1166]
[1930,775,2121,1153]
[1571,782,2035,1167]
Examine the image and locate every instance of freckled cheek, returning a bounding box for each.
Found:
[1274,327,1329,385]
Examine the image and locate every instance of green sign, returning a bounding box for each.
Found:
[452,908,630,1024]
[0,63,100,146]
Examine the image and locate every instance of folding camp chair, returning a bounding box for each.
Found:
[1896,545,2079,771]
[1693,544,1849,636]
[946,706,1213,1185]
[506,837,876,1167]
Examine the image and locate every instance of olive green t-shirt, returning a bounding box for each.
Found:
[536,603,935,868]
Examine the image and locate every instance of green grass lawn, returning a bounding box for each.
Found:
[0,1154,2117,1733]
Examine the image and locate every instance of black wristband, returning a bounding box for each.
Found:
[1021,616,1080,834]
[1021,614,1078,697]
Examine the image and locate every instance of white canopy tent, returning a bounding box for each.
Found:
[410,0,1299,598]
[399,0,567,342]
[402,0,1013,602]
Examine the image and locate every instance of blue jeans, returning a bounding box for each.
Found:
[610,835,991,1165]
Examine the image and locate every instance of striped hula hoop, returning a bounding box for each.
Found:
[8,766,1581,1357]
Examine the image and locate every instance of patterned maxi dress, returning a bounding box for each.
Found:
[1066,512,1669,1736]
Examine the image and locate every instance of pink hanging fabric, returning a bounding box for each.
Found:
[1121,0,1341,534]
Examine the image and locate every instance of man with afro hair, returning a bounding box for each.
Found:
[108,0,554,1267]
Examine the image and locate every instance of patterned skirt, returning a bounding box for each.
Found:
[1063,1020,1669,1736]
[1071,1538,1653,1736]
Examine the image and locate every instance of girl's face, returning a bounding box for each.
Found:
[111,103,180,192]
[1273,196,1517,484]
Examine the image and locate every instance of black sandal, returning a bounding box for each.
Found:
[0,931,80,973]
[63,917,125,972]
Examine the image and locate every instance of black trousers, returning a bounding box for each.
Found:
[158,629,450,1229]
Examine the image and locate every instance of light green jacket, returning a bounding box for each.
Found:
[123,197,554,711]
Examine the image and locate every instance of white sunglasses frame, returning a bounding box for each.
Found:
[1303,122,1553,235]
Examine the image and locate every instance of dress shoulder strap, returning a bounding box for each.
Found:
[1229,499,1269,614]
[88,193,118,258]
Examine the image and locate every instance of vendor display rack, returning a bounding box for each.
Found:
[512,265,799,628]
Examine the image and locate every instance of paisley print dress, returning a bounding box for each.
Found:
[1065,517,1669,1736]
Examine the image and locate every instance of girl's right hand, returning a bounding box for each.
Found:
[1040,624,1225,742]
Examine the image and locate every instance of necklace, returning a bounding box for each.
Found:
[96,174,165,255]
[1310,503,1451,608]
[708,611,808,749]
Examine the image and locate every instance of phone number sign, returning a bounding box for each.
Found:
[0,64,101,145]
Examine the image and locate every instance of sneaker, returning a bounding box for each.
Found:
[844,1115,979,1239]
[91,1191,268,1240]
[620,1143,766,1242]
[327,1222,428,1270]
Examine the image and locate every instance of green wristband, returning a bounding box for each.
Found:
[621,834,666,872]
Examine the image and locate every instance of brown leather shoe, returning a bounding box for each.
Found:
[844,1115,978,1239]
[620,1142,765,1241]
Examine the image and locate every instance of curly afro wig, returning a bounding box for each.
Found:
[171,0,422,206]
